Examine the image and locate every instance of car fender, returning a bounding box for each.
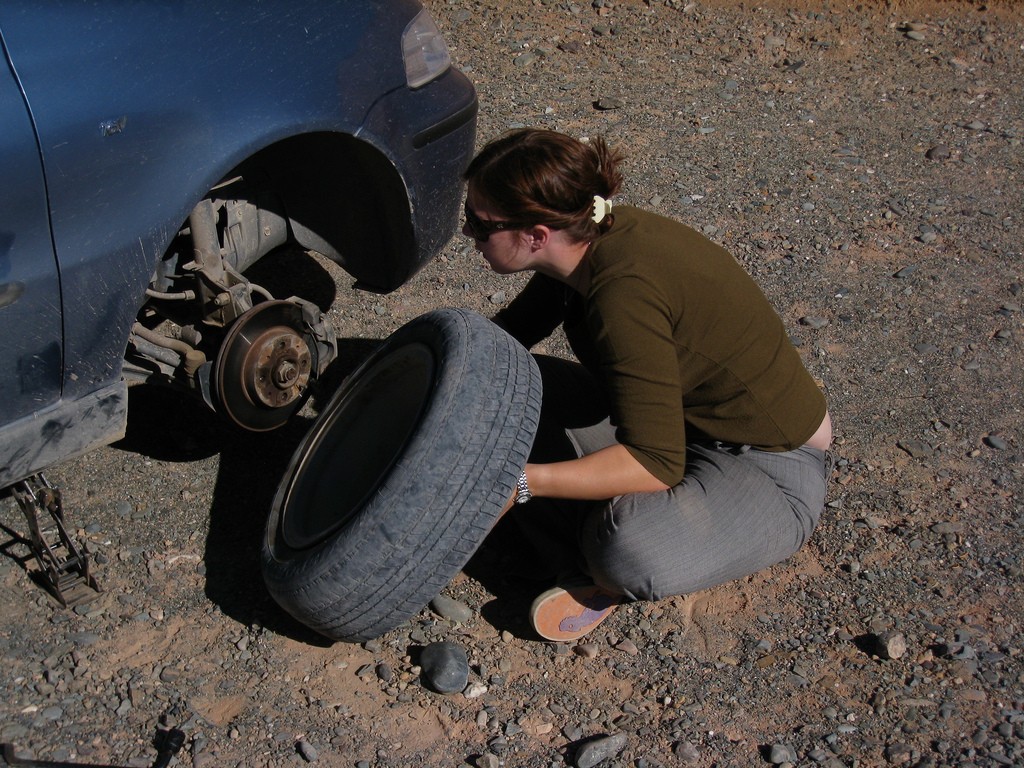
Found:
[0,1,423,397]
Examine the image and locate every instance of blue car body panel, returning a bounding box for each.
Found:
[0,48,63,423]
[0,0,477,487]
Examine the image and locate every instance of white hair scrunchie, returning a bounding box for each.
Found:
[591,195,613,224]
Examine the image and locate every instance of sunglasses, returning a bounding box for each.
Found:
[463,203,529,242]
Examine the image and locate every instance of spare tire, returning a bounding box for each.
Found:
[261,308,541,642]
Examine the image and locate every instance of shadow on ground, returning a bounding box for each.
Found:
[464,516,562,641]
[115,331,381,644]
[107,247,398,643]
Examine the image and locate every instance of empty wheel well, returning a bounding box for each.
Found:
[246,132,416,292]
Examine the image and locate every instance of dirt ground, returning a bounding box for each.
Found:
[1,1,1022,767]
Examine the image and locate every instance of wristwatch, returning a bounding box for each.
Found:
[514,469,533,504]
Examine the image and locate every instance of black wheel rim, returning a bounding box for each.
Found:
[278,342,435,550]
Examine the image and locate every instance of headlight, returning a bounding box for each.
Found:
[402,9,451,89]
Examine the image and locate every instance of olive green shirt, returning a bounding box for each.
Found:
[495,206,827,486]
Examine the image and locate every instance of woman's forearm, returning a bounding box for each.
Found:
[526,444,670,501]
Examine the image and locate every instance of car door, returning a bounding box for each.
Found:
[0,38,62,425]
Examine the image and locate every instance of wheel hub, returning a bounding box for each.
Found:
[246,328,311,408]
[214,300,317,431]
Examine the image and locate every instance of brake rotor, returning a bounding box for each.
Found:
[214,300,315,431]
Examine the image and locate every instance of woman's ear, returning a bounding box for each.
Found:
[524,224,551,252]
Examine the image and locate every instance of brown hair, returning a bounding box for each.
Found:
[463,128,624,243]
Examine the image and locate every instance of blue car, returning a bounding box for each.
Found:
[1,0,476,478]
[0,1,476,600]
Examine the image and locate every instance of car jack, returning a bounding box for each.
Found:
[11,474,101,607]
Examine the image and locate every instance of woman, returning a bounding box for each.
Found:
[462,128,832,642]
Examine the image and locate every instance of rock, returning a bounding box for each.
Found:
[673,740,700,762]
[419,642,469,694]
[884,742,913,763]
[897,439,933,458]
[430,595,474,624]
[573,643,600,659]
[464,681,488,698]
[893,265,919,278]
[595,97,624,110]
[984,434,1008,450]
[799,316,829,330]
[296,739,319,762]
[769,744,797,764]
[615,639,639,655]
[575,733,628,768]
[514,51,540,67]
[564,724,585,742]
[869,631,908,660]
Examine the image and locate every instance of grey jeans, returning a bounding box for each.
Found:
[519,356,829,602]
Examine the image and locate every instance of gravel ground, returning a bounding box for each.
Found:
[2,1,1022,766]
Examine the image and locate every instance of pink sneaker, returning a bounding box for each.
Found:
[529,582,621,642]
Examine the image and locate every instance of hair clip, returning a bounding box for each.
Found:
[591,195,613,224]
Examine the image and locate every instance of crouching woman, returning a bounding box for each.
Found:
[462,128,832,641]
